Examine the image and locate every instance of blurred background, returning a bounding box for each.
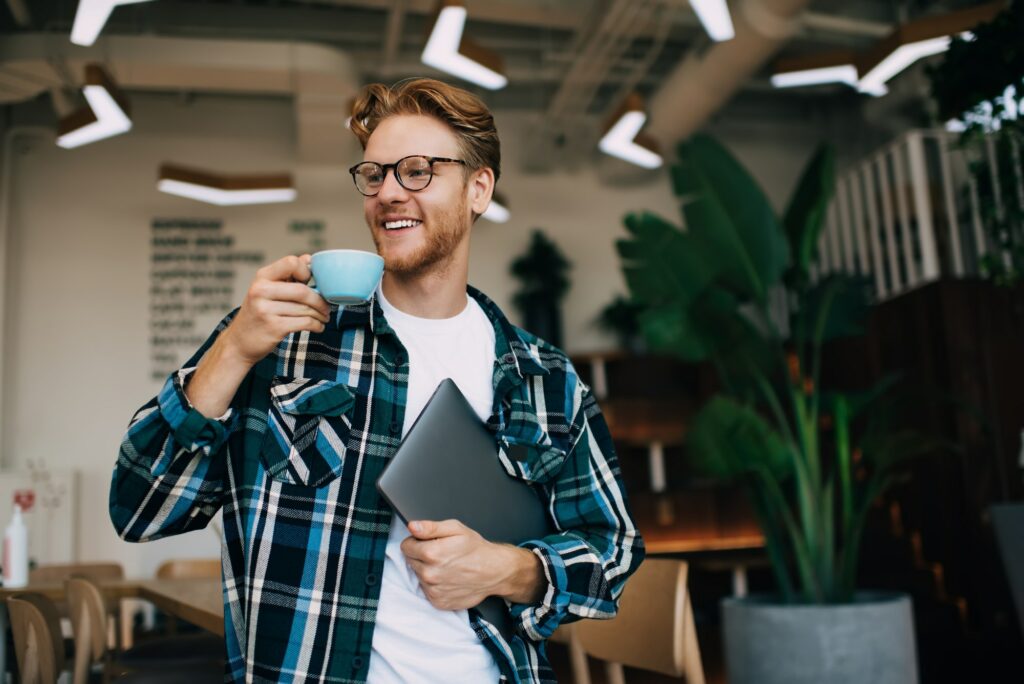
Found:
[0,1,1022,682]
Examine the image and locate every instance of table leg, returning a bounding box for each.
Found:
[732,564,748,597]
[0,600,8,681]
[648,441,666,492]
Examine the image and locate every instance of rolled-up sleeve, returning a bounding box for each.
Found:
[110,310,241,541]
[512,388,645,641]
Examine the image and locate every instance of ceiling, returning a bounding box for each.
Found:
[0,0,991,163]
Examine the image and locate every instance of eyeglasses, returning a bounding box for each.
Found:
[348,155,466,196]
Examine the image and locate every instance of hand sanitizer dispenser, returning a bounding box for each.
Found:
[3,503,28,588]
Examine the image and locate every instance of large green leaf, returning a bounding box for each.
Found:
[794,275,873,346]
[617,211,718,307]
[687,395,793,481]
[783,144,836,281]
[673,135,789,302]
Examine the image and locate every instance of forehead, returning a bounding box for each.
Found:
[364,114,461,162]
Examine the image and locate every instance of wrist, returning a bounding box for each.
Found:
[495,544,545,605]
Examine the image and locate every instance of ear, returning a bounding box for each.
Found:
[467,167,496,216]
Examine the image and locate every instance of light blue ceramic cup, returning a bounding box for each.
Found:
[310,249,385,305]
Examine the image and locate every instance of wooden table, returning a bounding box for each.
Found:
[0,577,223,672]
[632,490,766,596]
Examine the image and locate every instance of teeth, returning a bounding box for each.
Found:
[384,219,421,230]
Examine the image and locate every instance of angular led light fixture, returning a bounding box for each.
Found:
[482,192,510,223]
[422,0,508,90]
[71,0,156,47]
[56,64,132,149]
[771,51,860,89]
[857,36,952,97]
[856,2,1002,97]
[690,0,735,42]
[598,93,662,170]
[158,164,297,206]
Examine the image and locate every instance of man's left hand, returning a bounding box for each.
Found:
[400,519,545,611]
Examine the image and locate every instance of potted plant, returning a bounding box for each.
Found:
[927,0,1024,285]
[616,135,940,683]
[510,229,572,348]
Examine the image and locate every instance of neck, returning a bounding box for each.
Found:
[380,257,470,318]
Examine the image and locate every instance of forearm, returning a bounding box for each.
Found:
[184,329,255,418]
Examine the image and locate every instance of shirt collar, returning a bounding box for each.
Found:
[332,285,548,380]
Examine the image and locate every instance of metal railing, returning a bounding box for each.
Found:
[810,129,1023,300]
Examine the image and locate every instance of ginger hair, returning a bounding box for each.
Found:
[349,78,501,184]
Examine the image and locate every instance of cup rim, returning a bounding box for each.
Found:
[312,249,383,263]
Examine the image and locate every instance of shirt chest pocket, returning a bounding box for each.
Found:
[496,435,570,484]
[260,376,357,488]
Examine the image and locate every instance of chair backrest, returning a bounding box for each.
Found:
[156,558,221,580]
[30,562,124,584]
[6,593,66,683]
[573,559,705,684]
[66,576,110,684]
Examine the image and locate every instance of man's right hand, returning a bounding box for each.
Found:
[221,254,331,366]
[184,255,331,419]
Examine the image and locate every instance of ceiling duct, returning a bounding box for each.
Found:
[646,0,814,149]
[0,34,359,163]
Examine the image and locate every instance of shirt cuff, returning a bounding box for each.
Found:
[157,367,237,454]
[510,540,570,641]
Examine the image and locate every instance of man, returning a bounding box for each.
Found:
[111,78,644,683]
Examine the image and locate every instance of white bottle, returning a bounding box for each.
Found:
[3,504,28,588]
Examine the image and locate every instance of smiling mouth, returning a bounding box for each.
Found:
[383,219,423,231]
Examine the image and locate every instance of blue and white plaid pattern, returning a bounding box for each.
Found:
[111,286,645,683]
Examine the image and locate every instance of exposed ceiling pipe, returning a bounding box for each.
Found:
[646,0,814,148]
[0,34,358,163]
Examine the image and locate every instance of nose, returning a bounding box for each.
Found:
[375,167,409,204]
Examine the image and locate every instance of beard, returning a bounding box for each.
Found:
[371,193,471,279]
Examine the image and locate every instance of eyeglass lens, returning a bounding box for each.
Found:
[354,156,433,195]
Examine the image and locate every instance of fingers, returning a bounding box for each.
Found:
[263,299,330,324]
[408,519,466,540]
[256,254,313,284]
[251,281,330,318]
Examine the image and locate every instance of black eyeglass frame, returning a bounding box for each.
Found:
[348,155,467,196]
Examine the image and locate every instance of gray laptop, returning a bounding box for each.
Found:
[376,378,552,640]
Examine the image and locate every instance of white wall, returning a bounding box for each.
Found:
[0,91,830,574]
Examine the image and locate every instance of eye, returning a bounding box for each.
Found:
[406,167,430,178]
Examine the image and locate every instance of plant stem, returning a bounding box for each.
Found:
[835,396,853,553]
[754,464,821,602]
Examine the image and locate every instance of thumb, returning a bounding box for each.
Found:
[408,520,434,539]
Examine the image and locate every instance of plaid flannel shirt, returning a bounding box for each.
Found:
[110,286,645,683]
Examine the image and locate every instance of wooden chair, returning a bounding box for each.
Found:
[155,558,220,580]
[153,557,220,581]
[30,562,125,585]
[154,558,220,634]
[6,593,67,684]
[557,559,705,684]
[32,562,128,649]
[66,577,223,684]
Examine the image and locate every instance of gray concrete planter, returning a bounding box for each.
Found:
[722,592,919,684]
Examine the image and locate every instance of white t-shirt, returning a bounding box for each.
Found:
[368,288,500,684]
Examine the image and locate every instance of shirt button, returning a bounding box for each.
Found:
[389,421,401,434]
[351,656,364,670]
[502,353,516,364]
[365,573,378,586]
[395,353,406,366]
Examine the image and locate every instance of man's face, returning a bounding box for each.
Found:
[362,114,478,278]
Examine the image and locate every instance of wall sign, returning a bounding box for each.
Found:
[149,218,264,381]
